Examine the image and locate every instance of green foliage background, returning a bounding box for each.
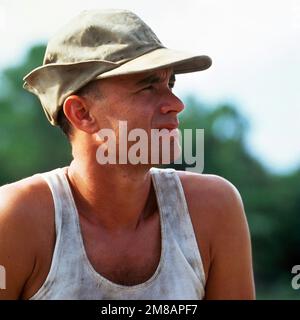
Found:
[1,45,300,299]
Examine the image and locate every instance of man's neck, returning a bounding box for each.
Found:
[65,158,157,233]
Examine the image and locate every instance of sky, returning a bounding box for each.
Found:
[0,0,299,174]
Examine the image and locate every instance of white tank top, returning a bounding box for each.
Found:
[29,167,206,300]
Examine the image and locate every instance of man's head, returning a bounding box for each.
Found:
[58,67,183,163]
[23,9,212,129]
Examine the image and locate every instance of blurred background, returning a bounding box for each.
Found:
[0,0,299,299]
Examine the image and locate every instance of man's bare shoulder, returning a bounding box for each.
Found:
[0,173,54,299]
[176,170,244,219]
[0,173,54,259]
[0,173,52,220]
[176,170,249,256]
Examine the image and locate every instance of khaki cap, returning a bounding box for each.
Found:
[23,9,212,125]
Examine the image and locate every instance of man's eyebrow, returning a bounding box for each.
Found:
[135,73,176,87]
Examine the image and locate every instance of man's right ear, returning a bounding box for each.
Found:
[63,95,100,134]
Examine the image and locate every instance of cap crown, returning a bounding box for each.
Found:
[44,9,163,65]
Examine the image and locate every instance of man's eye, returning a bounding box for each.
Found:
[142,85,154,91]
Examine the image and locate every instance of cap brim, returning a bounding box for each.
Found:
[95,47,212,79]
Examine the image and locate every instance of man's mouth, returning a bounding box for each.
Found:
[155,120,179,131]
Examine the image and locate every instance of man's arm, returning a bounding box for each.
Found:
[204,177,255,299]
[0,183,38,299]
[181,173,255,299]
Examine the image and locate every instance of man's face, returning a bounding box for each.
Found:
[88,67,185,165]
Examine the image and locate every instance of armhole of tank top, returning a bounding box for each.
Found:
[28,169,64,300]
[172,170,206,288]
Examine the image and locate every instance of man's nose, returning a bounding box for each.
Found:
[160,93,185,114]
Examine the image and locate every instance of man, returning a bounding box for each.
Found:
[0,9,255,299]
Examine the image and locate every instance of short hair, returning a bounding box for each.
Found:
[56,80,102,139]
[56,107,72,137]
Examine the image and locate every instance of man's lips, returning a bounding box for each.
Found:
[155,121,179,131]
